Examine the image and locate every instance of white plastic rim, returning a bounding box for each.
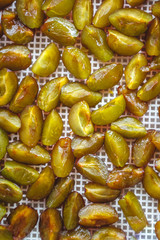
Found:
[0,0,159,239]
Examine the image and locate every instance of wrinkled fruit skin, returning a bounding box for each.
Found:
[0,68,18,106]
[87,63,123,91]
[1,160,39,186]
[137,72,160,101]
[109,9,152,37]
[75,154,108,185]
[111,116,147,138]
[16,0,44,29]
[39,208,62,240]
[71,132,104,158]
[59,226,91,240]
[32,43,60,77]
[0,226,13,240]
[143,166,160,200]
[146,18,160,56]
[81,25,113,62]
[92,0,124,28]
[107,30,144,56]
[0,127,9,160]
[62,46,91,79]
[42,109,63,146]
[125,53,147,90]
[2,10,34,45]
[19,105,43,147]
[9,76,38,113]
[38,77,69,112]
[26,166,55,200]
[119,191,147,233]
[8,205,38,239]
[118,86,148,117]
[155,221,160,240]
[69,101,94,137]
[0,179,22,203]
[73,0,93,30]
[60,82,102,107]
[152,1,160,18]
[92,227,126,240]
[46,177,74,208]
[0,108,21,133]
[91,95,126,125]
[107,165,144,189]
[133,131,155,167]
[105,130,129,167]
[78,204,119,227]
[41,17,79,46]
[152,131,160,150]
[42,0,75,17]
[51,137,74,177]
[63,192,85,230]
[85,182,120,203]
[0,45,31,71]
[7,141,51,165]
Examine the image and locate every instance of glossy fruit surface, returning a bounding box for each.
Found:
[111,117,147,138]
[156,159,160,172]
[41,17,79,46]
[51,137,74,177]
[92,227,126,240]
[73,0,93,30]
[107,165,144,189]
[105,130,129,167]
[152,1,160,18]
[91,95,126,125]
[109,9,152,36]
[39,208,62,240]
[7,141,51,165]
[60,82,102,107]
[0,108,21,133]
[0,204,6,221]
[0,68,18,106]
[0,179,22,203]
[137,73,160,101]
[133,131,155,167]
[63,192,85,230]
[119,191,147,232]
[1,161,39,186]
[125,53,147,90]
[146,18,160,56]
[46,177,74,208]
[127,0,146,6]
[78,204,119,227]
[59,226,91,240]
[42,110,63,146]
[0,127,9,160]
[32,43,60,77]
[85,182,120,203]
[0,226,13,240]
[76,154,108,185]
[152,131,160,150]
[87,63,123,91]
[19,105,43,147]
[107,30,144,56]
[118,86,148,117]
[92,0,124,28]
[81,25,113,61]
[42,0,75,17]
[71,132,104,158]
[69,101,94,137]
[0,0,14,9]
[16,0,44,29]
[0,45,31,71]
[38,77,68,112]
[8,205,38,239]
[2,10,34,44]
[62,46,91,79]
[155,221,160,240]
[26,166,55,200]
[9,76,38,113]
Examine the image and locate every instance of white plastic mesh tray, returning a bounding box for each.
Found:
[0,0,160,239]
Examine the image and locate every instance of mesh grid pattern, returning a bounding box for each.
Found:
[0,0,159,239]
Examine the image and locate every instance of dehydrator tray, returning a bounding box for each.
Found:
[0,0,160,239]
